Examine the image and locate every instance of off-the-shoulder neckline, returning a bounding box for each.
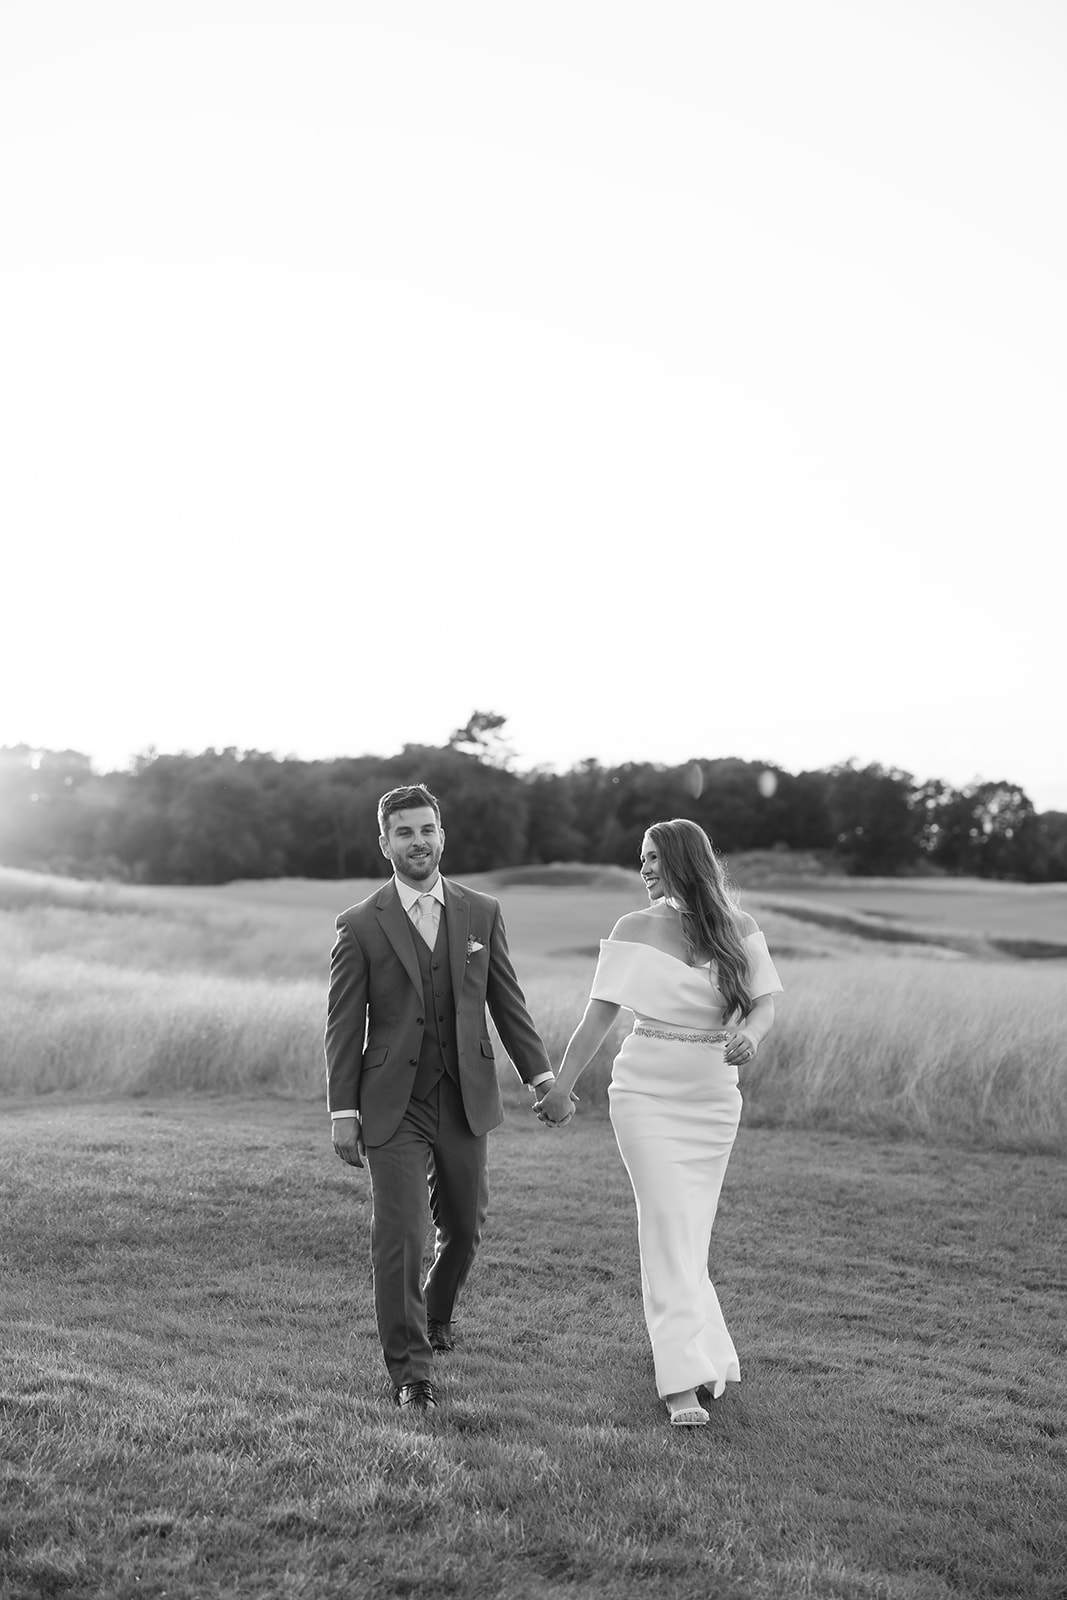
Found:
[603,929,764,968]
[601,938,711,971]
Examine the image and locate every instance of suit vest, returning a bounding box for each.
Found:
[410,905,460,1101]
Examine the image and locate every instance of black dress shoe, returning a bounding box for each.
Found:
[394,1380,438,1412]
[427,1317,455,1353]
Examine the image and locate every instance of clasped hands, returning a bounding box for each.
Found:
[535,1080,578,1128]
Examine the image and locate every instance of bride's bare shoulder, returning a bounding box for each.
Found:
[735,910,760,936]
[607,909,655,944]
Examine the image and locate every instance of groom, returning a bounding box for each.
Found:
[326,783,557,1413]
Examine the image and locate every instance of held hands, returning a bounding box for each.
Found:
[535,1081,578,1128]
[722,1029,758,1068]
[332,1117,366,1168]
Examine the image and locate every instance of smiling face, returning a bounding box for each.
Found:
[379,805,445,888]
[640,832,667,902]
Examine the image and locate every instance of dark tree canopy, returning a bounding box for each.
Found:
[0,722,1061,885]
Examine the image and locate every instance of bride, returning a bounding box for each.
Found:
[537,818,783,1425]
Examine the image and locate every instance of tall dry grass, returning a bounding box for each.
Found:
[1,871,1064,1153]
[1,951,322,1097]
[518,959,1067,1154]
[744,957,1067,1153]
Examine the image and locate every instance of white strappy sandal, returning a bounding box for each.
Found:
[666,1396,710,1427]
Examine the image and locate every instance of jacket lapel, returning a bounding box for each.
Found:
[375,882,422,997]
[443,879,470,1002]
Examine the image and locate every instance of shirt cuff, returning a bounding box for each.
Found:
[331,1109,360,1120]
[529,1072,555,1088]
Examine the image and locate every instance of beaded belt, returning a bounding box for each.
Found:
[633,1026,732,1045]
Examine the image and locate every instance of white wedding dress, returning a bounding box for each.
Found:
[591,929,783,1398]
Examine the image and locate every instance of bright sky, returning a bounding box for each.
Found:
[3,2,1065,811]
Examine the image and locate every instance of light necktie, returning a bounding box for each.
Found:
[413,893,438,949]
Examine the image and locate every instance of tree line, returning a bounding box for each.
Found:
[2,718,1064,885]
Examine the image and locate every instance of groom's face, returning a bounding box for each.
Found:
[380,805,445,887]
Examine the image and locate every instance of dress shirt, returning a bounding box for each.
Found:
[394,872,446,931]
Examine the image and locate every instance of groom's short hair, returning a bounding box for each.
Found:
[378,783,442,838]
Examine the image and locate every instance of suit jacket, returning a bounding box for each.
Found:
[324,876,552,1144]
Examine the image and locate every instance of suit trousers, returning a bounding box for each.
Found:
[365,1073,489,1386]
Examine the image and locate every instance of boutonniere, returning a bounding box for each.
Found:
[466,936,485,963]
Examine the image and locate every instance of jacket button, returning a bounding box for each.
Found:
[409,1058,418,1066]
[416,1017,424,1025]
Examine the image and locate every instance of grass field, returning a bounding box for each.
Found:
[1,864,1065,1597]
[1,1097,1064,1600]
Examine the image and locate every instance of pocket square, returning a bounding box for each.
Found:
[466,936,485,961]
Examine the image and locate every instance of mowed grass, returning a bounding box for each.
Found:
[752,877,1067,947]
[2,1097,1064,1600]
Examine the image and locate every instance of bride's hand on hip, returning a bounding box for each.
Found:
[723,1029,758,1067]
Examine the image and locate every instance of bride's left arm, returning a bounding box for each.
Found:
[724,996,776,1065]
[537,997,621,1124]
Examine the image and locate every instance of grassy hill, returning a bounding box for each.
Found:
[5,860,1065,965]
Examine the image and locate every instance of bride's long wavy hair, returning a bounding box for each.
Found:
[646,818,753,1023]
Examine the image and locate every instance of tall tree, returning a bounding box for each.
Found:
[824,761,923,875]
[448,710,514,769]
